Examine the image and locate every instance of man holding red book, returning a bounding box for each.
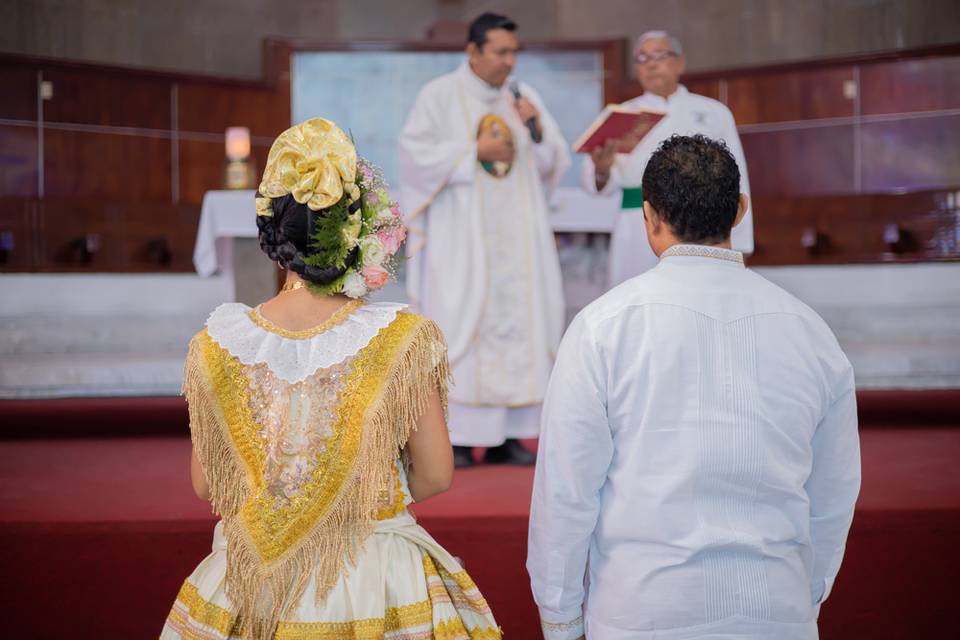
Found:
[582,31,754,288]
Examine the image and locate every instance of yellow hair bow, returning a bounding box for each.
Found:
[258,118,358,211]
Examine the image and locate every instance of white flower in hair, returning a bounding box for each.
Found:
[360,235,386,267]
[341,271,367,298]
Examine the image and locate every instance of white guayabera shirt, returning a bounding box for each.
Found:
[527,244,861,640]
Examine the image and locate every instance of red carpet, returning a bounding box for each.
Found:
[1,423,959,638]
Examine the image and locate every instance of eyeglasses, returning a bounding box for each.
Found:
[634,50,679,64]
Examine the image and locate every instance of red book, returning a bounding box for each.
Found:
[573,105,666,154]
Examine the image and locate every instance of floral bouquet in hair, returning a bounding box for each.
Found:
[342,160,407,298]
[255,117,407,299]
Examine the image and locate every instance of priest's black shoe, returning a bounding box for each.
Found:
[453,446,474,469]
[483,438,536,465]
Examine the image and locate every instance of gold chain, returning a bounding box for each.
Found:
[279,280,305,293]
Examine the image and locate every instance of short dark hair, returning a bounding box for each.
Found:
[467,12,517,48]
[641,134,741,244]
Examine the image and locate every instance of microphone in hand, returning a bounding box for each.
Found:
[509,81,543,144]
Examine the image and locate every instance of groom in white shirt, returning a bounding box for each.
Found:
[528,134,860,640]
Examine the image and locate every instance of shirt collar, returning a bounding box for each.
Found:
[640,84,688,109]
[660,243,744,265]
[458,61,507,104]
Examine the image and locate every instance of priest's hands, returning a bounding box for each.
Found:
[591,138,618,191]
[477,123,515,163]
[515,96,540,126]
[515,96,544,143]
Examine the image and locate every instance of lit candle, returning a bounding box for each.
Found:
[225,127,251,161]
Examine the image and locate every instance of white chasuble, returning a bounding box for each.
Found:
[399,62,569,444]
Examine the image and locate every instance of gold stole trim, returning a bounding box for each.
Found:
[183,313,450,640]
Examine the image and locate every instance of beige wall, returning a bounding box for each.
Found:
[555,0,960,70]
[1,0,958,78]
[0,0,338,78]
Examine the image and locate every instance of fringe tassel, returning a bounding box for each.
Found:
[182,333,250,518]
[191,318,449,640]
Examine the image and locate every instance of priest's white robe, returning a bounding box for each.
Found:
[527,244,860,640]
[581,85,754,288]
[399,61,569,446]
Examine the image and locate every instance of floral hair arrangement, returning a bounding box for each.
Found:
[255,117,406,298]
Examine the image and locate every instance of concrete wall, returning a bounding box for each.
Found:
[554,0,960,69]
[0,0,338,78]
[2,0,958,78]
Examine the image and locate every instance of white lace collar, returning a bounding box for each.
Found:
[660,243,744,264]
[204,301,408,383]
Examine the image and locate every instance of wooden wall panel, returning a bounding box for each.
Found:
[750,196,866,265]
[750,189,959,265]
[2,199,202,273]
[249,145,270,191]
[741,126,855,196]
[0,199,36,270]
[683,79,721,102]
[601,40,627,107]
[860,115,960,192]
[41,69,171,129]
[178,139,270,204]
[0,64,37,121]
[0,125,39,198]
[725,67,855,125]
[4,44,958,270]
[857,199,951,260]
[43,130,172,201]
[875,192,960,259]
[118,203,199,271]
[177,83,289,137]
[178,139,223,205]
[860,56,960,115]
[34,200,124,271]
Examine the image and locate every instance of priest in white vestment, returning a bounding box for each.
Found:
[583,31,753,288]
[528,134,860,640]
[399,13,570,468]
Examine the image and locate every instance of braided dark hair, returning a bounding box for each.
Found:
[256,193,360,286]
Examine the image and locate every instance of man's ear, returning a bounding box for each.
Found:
[642,200,663,255]
[732,192,748,229]
[642,200,659,230]
[466,42,478,57]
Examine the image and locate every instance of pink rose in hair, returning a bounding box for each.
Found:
[390,203,401,217]
[362,264,389,289]
[377,226,406,254]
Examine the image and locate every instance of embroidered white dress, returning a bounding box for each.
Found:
[161,301,500,640]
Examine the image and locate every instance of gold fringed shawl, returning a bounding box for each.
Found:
[182,312,450,640]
